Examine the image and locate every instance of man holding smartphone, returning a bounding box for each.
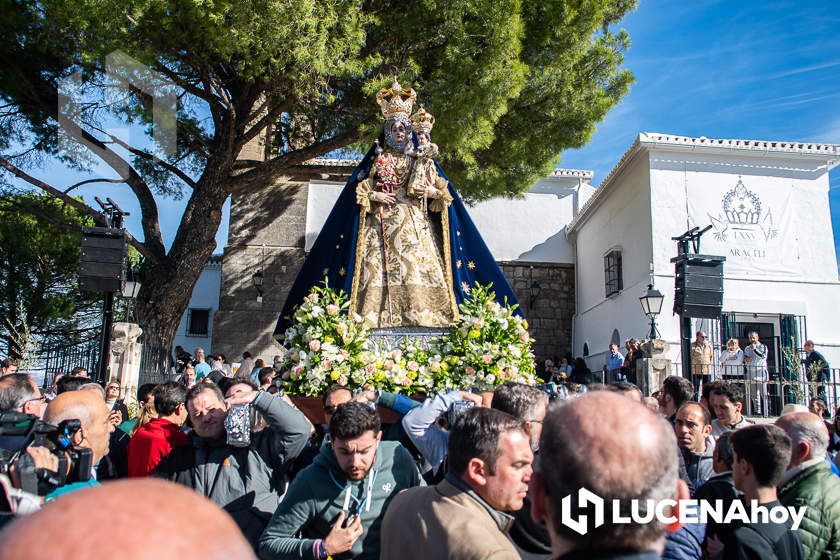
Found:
[259,402,424,559]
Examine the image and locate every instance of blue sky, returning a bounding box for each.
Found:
[8,0,840,264]
[562,0,840,265]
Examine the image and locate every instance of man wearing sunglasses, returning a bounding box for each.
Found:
[0,373,48,453]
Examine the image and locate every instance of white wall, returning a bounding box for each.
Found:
[173,262,222,354]
[572,154,654,367]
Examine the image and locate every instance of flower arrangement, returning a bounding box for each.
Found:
[281,283,371,395]
[438,283,537,390]
[280,282,537,395]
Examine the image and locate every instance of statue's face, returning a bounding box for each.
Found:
[390,120,407,143]
[385,117,411,150]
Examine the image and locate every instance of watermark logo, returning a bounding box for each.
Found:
[57,50,177,177]
[561,487,604,535]
[560,488,806,536]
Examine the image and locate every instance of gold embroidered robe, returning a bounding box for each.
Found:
[351,150,459,328]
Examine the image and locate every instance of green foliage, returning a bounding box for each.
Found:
[1,0,636,199]
[0,192,100,351]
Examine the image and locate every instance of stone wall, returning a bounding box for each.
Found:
[211,180,310,361]
[499,262,575,362]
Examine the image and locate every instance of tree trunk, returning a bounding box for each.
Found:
[135,157,234,352]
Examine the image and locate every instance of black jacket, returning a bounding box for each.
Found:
[722,500,804,560]
[695,471,739,545]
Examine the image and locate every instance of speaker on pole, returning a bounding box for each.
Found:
[672,255,725,319]
[79,227,127,293]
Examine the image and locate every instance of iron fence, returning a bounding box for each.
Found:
[36,336,175,388]
[138,343,176,385]
[666,362,840,417]
[40,337,101,388]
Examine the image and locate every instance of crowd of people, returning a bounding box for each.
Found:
[0,349,839,560]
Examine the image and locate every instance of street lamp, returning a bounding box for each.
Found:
[120,267,142,322]
[529,280,541,309]
[639,283,664,339]
[252,270,264,303]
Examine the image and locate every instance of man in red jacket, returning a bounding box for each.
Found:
[127,382,188,477]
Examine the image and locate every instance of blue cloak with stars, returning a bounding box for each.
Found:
[273,140,523,339]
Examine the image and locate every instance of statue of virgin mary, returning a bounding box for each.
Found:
[275,82,522,335]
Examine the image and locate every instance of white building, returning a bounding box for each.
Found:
[567,133,840,372]
[172,255,222,355]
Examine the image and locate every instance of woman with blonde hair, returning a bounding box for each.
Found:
[719,337,744,381]
[130,383,159,437]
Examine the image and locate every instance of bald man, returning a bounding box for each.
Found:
[776,412,840,560]
[531,391,686,559]
[42,390,115,499]
[0,478,255,559]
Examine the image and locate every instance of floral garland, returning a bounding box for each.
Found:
[280,282,537,396]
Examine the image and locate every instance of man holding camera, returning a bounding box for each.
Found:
[153,383,311,549]
[402,389,485,479]
[381,407,533,560]
[259,401,424,560]
[42,389,115,499]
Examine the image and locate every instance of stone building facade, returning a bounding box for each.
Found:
[499,262,575,361]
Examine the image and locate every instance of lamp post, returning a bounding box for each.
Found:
[529,280,541,309]
[121,267,142,321]
[252,270,264,303]
[639,283,664,340]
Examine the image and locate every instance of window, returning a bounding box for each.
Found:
[187,309,210,337]
[583,343,590,357]
[604,249,623,297]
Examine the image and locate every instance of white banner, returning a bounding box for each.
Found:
[687,176,797,277]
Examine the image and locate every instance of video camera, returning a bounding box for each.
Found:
[0,411,93,496]
[535,382,569,401]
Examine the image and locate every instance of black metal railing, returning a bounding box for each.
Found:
[668,362,840,417]
[137,342,175,385]
[40,337,101,388]
[36,336,175,388]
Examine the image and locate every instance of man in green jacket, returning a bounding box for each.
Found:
[776,411,840,560]
[259,401,424,559]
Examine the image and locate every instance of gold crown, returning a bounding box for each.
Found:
[376,81,416,119]
[411,106,435,134]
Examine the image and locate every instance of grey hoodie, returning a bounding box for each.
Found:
[259,439,424,559]
[682,436,716,491]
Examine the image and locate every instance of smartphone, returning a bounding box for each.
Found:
[342,513,359,528]
[112,398,124,411]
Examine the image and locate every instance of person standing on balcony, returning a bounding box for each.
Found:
[690,331,714,399]
[804,340,830,403]
[743,331,769,415]
[719,338,744,381]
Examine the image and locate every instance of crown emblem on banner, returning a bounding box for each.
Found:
[376,81,417,119]
[722,177,762,225]
[411,106,435,134]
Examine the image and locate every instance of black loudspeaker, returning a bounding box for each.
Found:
[79,227,127,293]
[673,256,725,319]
